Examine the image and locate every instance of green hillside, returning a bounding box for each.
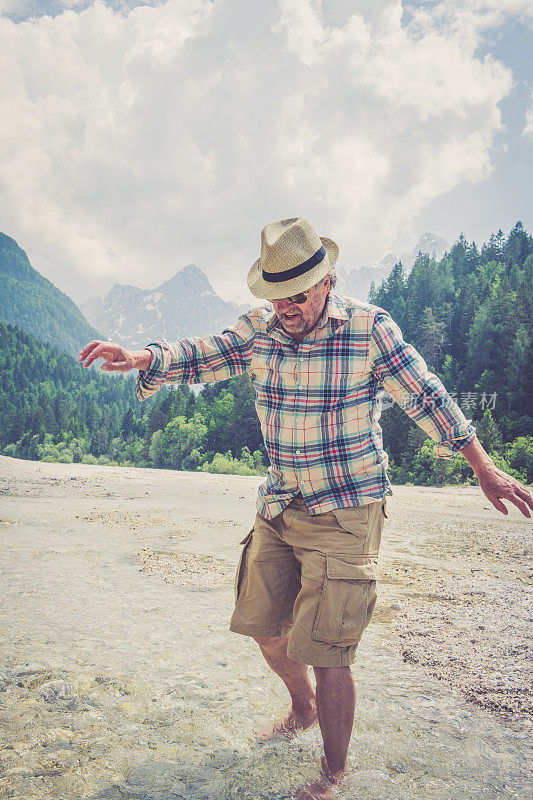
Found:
[0,322,147,464]
[0,233,102,357]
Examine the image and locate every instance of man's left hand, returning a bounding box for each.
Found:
[460,436,532,518]
[476,463,532,518]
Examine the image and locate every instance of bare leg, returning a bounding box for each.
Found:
[314,666,355,774]
[254,635,317,738]
[295,666,355,800]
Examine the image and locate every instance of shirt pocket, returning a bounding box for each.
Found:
[312,556,379,645]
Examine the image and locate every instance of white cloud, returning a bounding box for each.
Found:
[524,89,533,139]
[273,0,327,66]
[407,0,533,41]
[0,0,523,304]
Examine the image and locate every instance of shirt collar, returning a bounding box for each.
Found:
[320,292,349,324]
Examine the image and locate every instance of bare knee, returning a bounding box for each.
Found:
[253,634,288,652]
[313,665,353,683]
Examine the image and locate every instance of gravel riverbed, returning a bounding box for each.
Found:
[0,456,531,800]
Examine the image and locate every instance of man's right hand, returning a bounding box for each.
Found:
[78,341,152,372]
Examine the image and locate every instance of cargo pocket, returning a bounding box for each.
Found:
[234,530,253,601]
[312,556,378,645]
[332,505,370,537]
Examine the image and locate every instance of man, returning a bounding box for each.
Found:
[79,217,532,800]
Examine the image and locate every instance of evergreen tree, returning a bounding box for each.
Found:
[416,307,446,369]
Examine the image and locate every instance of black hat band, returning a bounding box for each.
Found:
[262,245,326,283]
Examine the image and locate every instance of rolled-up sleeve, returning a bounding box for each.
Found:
[369,311,475,458]
[136,314,256,402]
[136,343,171,401]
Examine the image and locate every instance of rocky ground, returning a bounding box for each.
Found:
[375,486,532,719]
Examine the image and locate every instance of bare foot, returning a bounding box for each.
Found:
[294,757,346,800]
[257,702,318,740]
[294,776,335,800]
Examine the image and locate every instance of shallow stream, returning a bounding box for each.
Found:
[0,459,531,799]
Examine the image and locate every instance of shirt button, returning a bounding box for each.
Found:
[296,449,301,455]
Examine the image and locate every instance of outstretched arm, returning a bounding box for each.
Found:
[79,311,257,400]
[460,436,532,518]
[369,311,532,518]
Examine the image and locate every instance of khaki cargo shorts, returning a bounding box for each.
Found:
[229,494,386,667]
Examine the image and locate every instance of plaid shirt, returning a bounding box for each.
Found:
[137,293,475,519]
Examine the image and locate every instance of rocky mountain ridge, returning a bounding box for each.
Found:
[81,264,249,349]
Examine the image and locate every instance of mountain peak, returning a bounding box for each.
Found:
[104,283,144,303]
[163,263,204,282]
[81,264,245,348]
[159,263,213,295]
[180,263,203,276]
[414,232,448,256]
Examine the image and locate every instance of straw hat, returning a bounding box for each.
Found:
[247,217,339,300]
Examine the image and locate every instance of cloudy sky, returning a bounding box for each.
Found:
[1,0,532,304]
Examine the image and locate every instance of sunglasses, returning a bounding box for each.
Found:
[276,275,330,305]
[281,289,311,304]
